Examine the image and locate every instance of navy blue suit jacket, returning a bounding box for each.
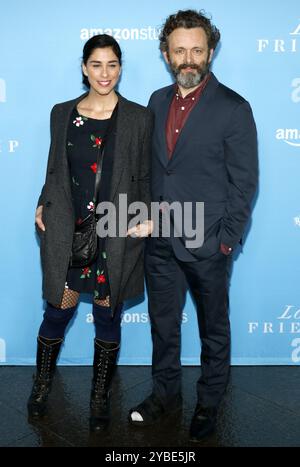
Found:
[148,73,258,260]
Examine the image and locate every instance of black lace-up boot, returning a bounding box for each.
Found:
[89,338,120,432]
[27,336,63,418]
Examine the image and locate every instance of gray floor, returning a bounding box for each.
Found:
[0,366,300,447]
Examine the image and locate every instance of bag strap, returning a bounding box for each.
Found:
[92,102,119,205]
[93,144,105,204]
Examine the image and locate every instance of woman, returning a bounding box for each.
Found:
[27,34,153,432]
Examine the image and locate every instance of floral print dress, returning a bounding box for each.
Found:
[65,108,113,301]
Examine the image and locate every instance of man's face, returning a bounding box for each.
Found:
[163,27,213,90]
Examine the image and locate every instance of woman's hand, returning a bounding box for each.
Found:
[127,220,153,238]
[35,205,46,232]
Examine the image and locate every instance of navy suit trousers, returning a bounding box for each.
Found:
[145,236,232,408]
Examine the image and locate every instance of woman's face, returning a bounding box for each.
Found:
[82,46,121,96]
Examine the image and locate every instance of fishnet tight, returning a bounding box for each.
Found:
[53,288,79,309]
[94,296,110,307]
[53,288,110,308]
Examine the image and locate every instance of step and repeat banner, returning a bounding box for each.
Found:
[0,0,299,365]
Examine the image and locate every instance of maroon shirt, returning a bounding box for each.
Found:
[166,73,211,158]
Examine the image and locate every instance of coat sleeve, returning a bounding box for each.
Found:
[138,109,154,220]
[37,104,59,208]
[221,101,258,248]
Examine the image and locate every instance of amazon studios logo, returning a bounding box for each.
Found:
[276,128,300,147]
[86,312,188,325]
[275,79,300,148]
[248,305,300,363]
[80,26,159,41]
[257,20,300,52]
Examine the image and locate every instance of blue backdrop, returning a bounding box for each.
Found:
[1,0,300,365]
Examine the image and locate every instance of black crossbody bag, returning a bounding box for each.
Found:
[69,142,105,268]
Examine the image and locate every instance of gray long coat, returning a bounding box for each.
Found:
[37,93,153,312]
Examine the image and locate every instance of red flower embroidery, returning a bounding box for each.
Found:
[90,163,97,173]
[97,274,106,284]
[80,267,92,279]
[91,135,103,148]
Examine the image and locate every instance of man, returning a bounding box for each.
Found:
[129,10,258,441]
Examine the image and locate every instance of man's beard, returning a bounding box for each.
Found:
[169,59,210,89]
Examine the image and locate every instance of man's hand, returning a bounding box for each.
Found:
[127,220,153,238]
[35,205,46,232]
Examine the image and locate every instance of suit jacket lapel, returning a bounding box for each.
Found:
[57,92,88,208]
[169,74,219,166]
[155,86,174,167]
[108,94,130,203]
